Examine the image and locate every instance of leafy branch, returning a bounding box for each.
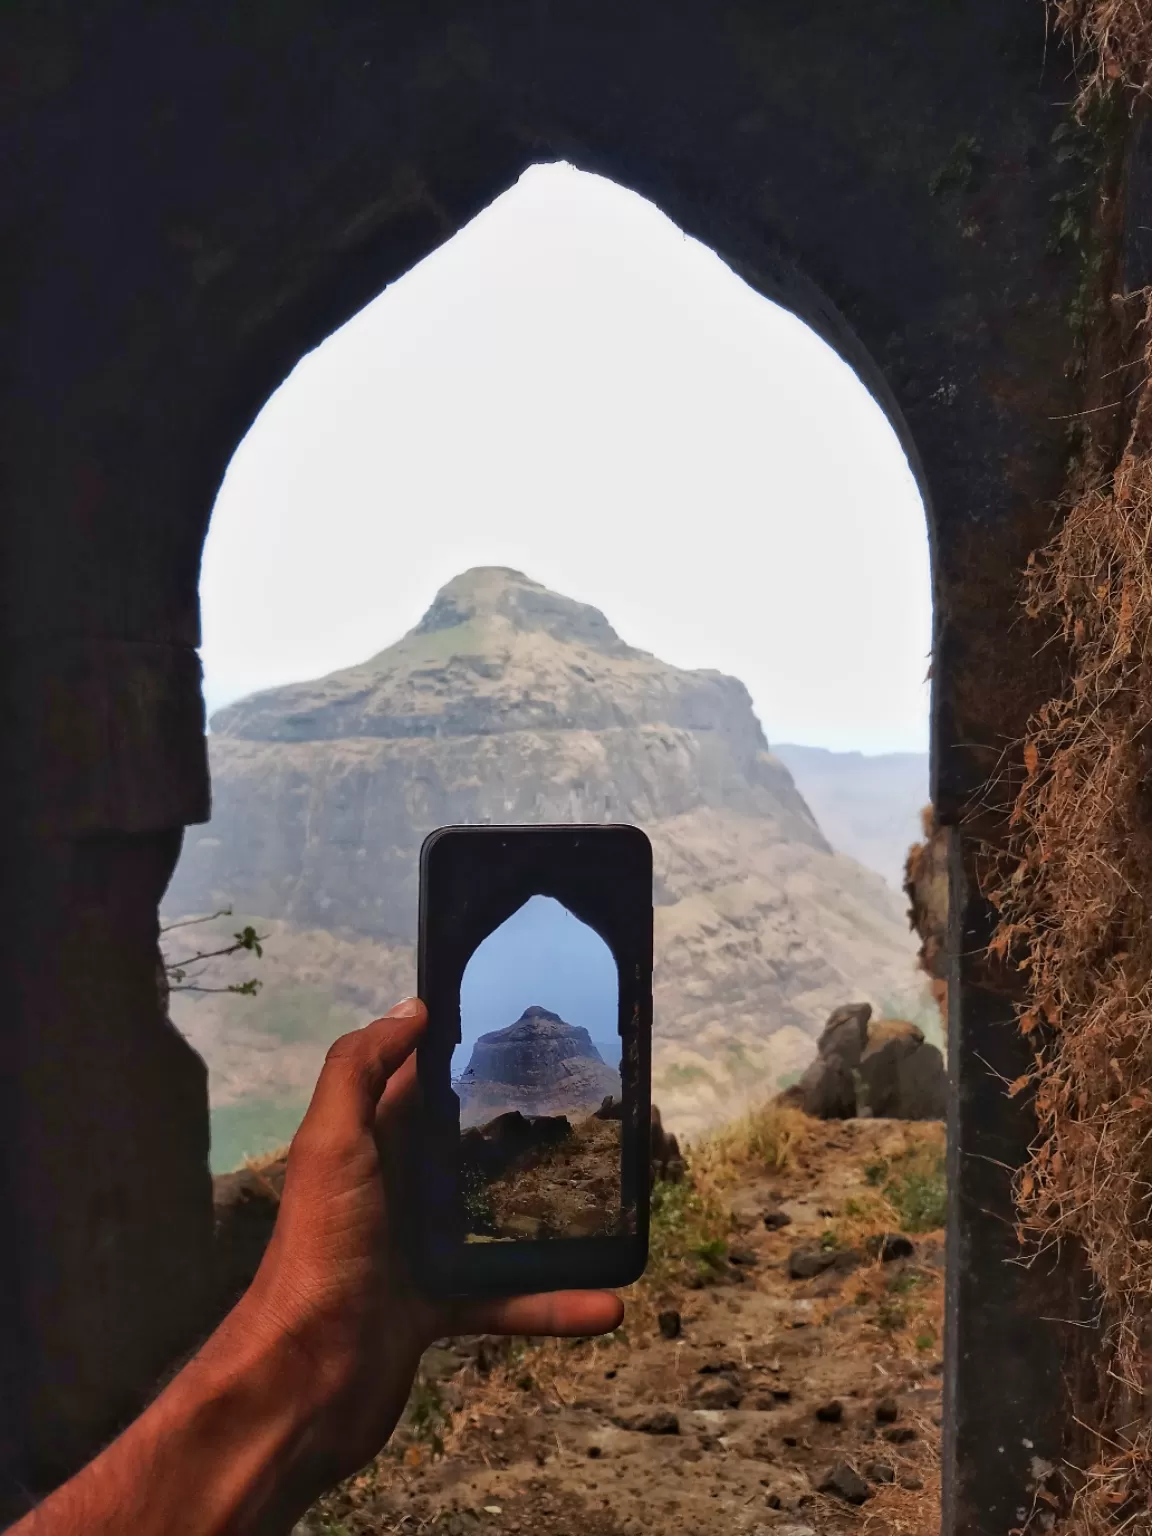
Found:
[161,908,266,995]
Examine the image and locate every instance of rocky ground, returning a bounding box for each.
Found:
[296,1114,945,1536]
[479,1114,623,1240]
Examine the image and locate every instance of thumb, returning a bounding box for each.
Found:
[295,998,427,1146]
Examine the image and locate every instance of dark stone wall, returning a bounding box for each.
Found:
[0,1,1110,1527]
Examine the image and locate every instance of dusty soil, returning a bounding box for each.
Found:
[482,1115,623,1240]
[298,1116,943,1536]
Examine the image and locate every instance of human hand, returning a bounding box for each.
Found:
[226,997,624,1491]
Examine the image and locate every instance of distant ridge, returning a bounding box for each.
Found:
[772,744,929,888]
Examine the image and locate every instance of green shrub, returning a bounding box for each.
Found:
[647,1177,729,1289]
[887,1154,948,1233]
[863,1142,947,1233]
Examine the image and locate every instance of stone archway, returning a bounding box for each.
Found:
[0,3,1113,1528]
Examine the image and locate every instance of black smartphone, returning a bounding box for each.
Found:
[414,823,653,1297]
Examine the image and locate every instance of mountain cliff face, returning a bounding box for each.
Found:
[172,567,825,939]
[457,1005,621,1126]
[166,567,925,1155]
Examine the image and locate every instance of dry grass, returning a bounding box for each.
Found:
[988,295,1152,1521]
[689,1100,808,1184]
[244,1144,291,1174]
[981,14,1152,1521]
[1056,0,1152,97]
[863,1471,941,1536]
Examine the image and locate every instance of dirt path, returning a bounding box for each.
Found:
[299,1117,944,1536]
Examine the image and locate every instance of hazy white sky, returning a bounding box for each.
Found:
[200,163,930,753]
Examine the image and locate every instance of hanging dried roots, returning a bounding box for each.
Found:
[1056,0,1152,98]
[989,296,1152,1524]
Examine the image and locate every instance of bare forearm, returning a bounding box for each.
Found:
[14,1306,327,1536]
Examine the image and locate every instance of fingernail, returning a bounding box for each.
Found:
[390,996,425,1018]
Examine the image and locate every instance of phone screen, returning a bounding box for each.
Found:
[416,824,652,1295]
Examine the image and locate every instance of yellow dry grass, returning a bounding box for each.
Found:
[1056,0,1152,97]
[978,8,1152,1521]
[689,1100,809,1185]
[989,291,1152,1519]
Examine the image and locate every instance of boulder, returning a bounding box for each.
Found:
[819,1002,873,1070]
[858,1019,947,1120]
[790,1002,946,1120]
[458,1109,572,1183]
[790,1002,871,1119]
[865,1231,915,1262]
[651,1104,685,1184]
[817,1463,873,1505]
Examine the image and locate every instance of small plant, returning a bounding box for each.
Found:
[405,1377,449,1457]
[915,1331,937,1352]
[646,1175,729,1292]
[864,1140,947,1234]
[886,1155,947,1234]
[460,1167,496,1234]
[886,1270,920,1297]
[692,1236,728,1272]
[876,1295,908,1333]
[160,908,266,996]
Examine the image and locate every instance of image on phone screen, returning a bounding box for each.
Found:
[454,895,623,1242]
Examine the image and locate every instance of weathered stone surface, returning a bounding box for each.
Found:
[817,1463,873,1505]
[692,1375,744,1409]
[0,831,214,1515]
[787,1247,839,1281]
[789,1002,871,1119]
[858,1020,947,1121]
[865,1232,916,1263]
[650,1104,685,1184]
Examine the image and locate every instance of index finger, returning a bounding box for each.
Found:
[298,998,428,1139]
[440,1289,625,1339]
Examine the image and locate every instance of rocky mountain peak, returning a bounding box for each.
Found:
[206,567,790,774]
[458,1004,619,1125]
[414,567,637,658]
[496,1005,590,1042]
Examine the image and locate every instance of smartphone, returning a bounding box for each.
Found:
[414,823,653,1297]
